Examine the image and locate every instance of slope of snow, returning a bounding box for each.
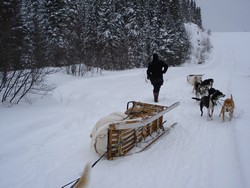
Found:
[185,23,211,64]
[0,32,250,188]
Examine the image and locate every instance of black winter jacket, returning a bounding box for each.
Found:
[147,59,168,85]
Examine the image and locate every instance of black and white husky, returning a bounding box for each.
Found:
[202,78,214,89]
[192,89,225,120]
[193,78,214,98]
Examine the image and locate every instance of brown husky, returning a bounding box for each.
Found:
[219,94,235,122]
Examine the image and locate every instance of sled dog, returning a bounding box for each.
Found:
[75,163,91,188]
[193,78,214,98]
[193,82,208,98]
[219,94,235,122]
[201,78,214,89]
[208,87,216,96]
[192,89,225,120]
[187,74,203,85]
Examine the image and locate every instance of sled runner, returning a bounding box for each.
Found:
[91,101,180,160]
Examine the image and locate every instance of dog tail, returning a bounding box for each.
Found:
[231,94,235,108]
[75,163,91,188]
[192,97,201,101]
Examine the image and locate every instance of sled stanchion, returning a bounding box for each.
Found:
[107,124,115,160]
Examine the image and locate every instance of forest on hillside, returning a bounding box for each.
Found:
[0,0,204,104]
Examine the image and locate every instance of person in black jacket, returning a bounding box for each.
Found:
[147,53,168,102]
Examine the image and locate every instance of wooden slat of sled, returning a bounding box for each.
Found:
[121,129,135,138]
[110,129,133,140]
[109,137,136,157]
[109,144,134,157]
[108,127,136,159]
[121,137,135,150]
[108,120,162,160]
[121,143,134,154]
[116,130,135,147]
[110,129,134,143]
[114,132,135,147]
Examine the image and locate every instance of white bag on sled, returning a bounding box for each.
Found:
[90,112,127,156]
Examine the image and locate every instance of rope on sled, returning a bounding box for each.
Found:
[91,150,108,168]
[61,178,79,188]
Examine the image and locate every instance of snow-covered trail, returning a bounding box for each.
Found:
[88,33,249,188]
[70,34,237,188]
[0,33,249,188]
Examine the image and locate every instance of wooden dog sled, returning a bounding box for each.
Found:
[91,101,180,160]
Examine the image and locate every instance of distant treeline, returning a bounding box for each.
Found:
[0,0,203,104]
[1,0,202,71]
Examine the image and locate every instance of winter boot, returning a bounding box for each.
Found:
[153,92,159,102]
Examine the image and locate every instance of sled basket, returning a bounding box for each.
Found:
[106,101,179,160]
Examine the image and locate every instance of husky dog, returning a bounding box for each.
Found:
[187,74,203,85]
[193,78,214,98]
[202,78,214,89]
[75,163,91,188]
[219,94,235,122]
[192,89,225,120]
[208,87,216,96]
[193,82,208,98]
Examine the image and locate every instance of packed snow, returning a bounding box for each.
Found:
[1,32,250,188]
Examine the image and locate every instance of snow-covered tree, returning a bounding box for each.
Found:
[1,0,204,73]
[0,0,24,72]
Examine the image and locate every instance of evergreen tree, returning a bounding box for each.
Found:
[63,0,84,75]
[156,0,172,61]
[123,0,142,68]
[142,0,158,59]
[21,0,47,68]
[65,0,89,75]
[167,0,191,65]
[0,1,54,104]
[195,7,202,28]
[84,0,99,68]
[1,0,204,74]
[0,0,24,71]
[97,0,119,70]
[44,0,68,66]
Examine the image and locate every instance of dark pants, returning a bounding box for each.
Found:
[151,77,163,93]
[153,83,161,93]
